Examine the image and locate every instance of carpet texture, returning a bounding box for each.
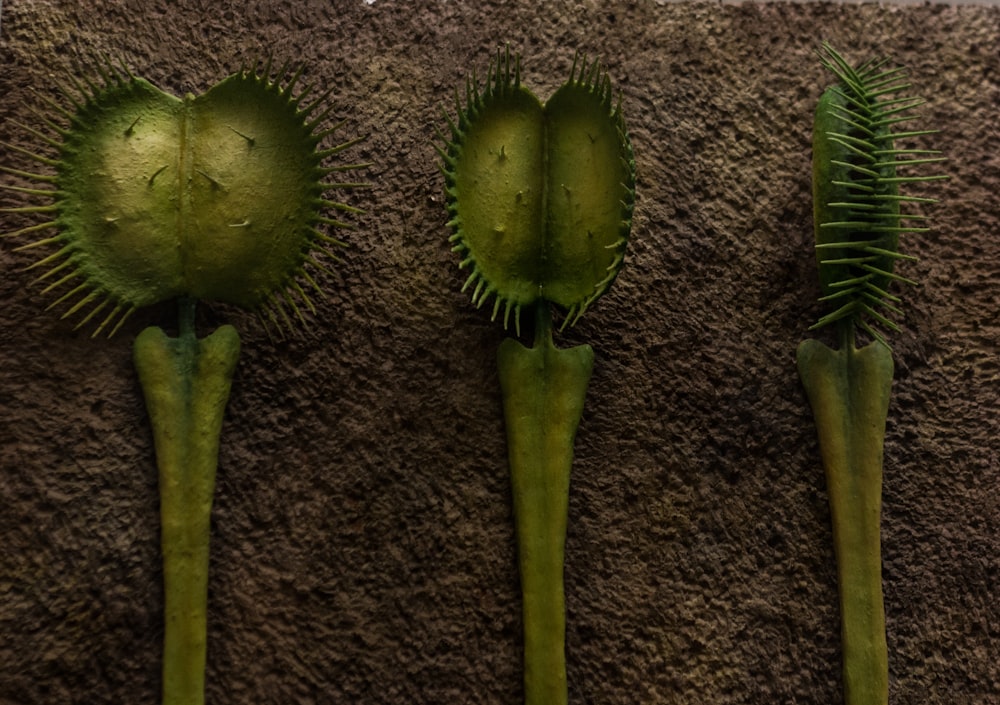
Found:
[1,1,997,703]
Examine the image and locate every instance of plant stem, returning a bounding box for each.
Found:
[497,304,594,705]
[133,299,241,705]
[797,334,893,705]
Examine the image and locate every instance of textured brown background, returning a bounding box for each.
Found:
[1,1,998,704]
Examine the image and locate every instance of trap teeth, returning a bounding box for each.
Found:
[810,44,945,343]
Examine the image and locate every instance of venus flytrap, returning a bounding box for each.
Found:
[440,49,635,705]
[797,44,946,705]
[1,57,366,705]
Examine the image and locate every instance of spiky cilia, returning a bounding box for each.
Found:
[438,47,635,335]
[811,43,947,345]
[0,56,368,338]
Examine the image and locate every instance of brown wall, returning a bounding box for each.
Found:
[1,1,997,703]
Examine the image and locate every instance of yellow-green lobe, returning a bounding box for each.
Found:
[452,87,545,307]
[57,78,186,307]
[185,74,321,307]
[543,82,629,307]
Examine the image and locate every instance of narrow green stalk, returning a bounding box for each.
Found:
[797,330,893,705]
[497,305,594,705]
[133,299,241,705]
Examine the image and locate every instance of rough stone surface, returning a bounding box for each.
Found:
[1,1,998,704]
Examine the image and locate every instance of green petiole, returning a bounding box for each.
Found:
[797,331,892,705]
[498,304,593,705]
[133,299,241,705]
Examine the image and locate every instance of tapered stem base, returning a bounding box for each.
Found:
[497,306,594,705]
[797,338,893,705]
[134,305,240,705]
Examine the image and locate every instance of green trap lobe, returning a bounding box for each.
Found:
[450,87,545,307]
[446,55,634,326]
[543,82,629,309]
[183,74,322,308]
[57,78,185,308]
[3,59,362,335]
